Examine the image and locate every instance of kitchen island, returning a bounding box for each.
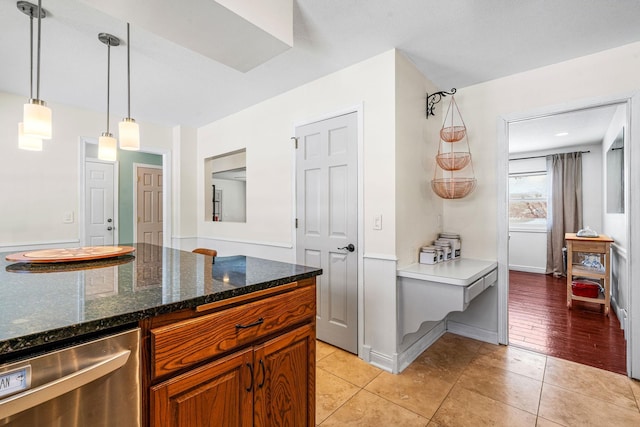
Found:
[0,243,321,426]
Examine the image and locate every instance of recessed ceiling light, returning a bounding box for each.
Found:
[555,132,569,137]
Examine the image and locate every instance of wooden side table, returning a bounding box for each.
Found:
[565,233,613,315]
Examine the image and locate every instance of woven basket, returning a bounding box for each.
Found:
[431,178,476,199]
[440,125,466,143]
[435,152,471,171]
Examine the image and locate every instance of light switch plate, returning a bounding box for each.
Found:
[63,211,74,224]
[373,214,382,230]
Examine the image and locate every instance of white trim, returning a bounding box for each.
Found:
[361,345,394,373]
[292,103,365,357]
[200,236,293,248]
[395,322,446,373]
[0,240,81,251]
[508,227,547,234]
[362,253,398,262]
[508,265,547,274]
[446,320,499,344]
[497,91,639,378]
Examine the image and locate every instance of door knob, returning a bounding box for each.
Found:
[338,244,355,252]
[107,218,113,223]
[107,226,113,231]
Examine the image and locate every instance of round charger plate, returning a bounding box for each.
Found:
[5,246,136,263]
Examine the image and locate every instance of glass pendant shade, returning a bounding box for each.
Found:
[98,133,117,161]
[18,122,43,151]
[23,99,52,140]
[118,118,140,150]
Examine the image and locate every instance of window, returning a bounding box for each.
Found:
[509,172,548,230]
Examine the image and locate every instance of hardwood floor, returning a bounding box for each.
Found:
[508,270,627,374]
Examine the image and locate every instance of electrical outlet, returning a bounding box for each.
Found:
[373,214,382,230]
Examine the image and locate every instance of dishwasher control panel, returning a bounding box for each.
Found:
[0,365,31,399]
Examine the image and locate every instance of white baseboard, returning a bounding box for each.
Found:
[361,345,394,373]
[508,265,547,274]
[0,240,81,251]
[395,322,446,373]
[446,320,498,344]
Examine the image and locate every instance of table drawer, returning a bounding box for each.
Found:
[570,241,607,253]
[151,284,315,378]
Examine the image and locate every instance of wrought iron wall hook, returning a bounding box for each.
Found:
[426,88,457,118]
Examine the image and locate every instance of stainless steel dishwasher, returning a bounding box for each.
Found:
[0,328,141,426]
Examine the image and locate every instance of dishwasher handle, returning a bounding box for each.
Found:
[0,349,131,420]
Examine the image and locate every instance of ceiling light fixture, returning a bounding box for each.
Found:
[17,1,44,151]
[20,0,51,140]
[98,32,120,161]
[555,132,569,137]
[118,23,140,151]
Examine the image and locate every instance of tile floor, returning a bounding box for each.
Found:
[315,333,640,426]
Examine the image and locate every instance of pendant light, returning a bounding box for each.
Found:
[17,1,44,151]
[21,0,52,140]
[98,32,120,161]
[118,23,140,151]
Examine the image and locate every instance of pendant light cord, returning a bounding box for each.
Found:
[106,41,111,134]
[29,14,33,99]
[36,0,42,100]
[127,23,131,118]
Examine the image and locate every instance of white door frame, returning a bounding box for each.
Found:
[497,92,640,378]
[292,103,365,356]
[79,137,173,248]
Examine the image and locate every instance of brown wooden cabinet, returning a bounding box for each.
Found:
[144,279,316,427]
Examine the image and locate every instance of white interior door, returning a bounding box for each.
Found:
[136,166,163,245]
[85,161,115,246]
[296,112,358,353]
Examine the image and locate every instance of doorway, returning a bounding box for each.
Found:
[84,160,117,246]
[295,111,359,354]
[135,165,163,245]
[498,95,638,377]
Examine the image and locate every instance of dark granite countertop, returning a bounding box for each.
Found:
[0,244,322,359]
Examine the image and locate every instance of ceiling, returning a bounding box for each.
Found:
[509,105,620,154]
[1,0,640,129]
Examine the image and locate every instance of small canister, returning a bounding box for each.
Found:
[434,240,452,261]
[434,246,444,263]
[438,233,461,259]
[419,246,438,265]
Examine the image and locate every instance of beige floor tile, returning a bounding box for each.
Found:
[432,384,537,427]
[316,349,382,387]
[365,367,454,419]
[409,334,480,383]
[471,344,547,381]
[457,363,542,414]
[539,383,640,426]
[319,390,429,427]
[535,417,564,427]
[426,422,442,427]
[629,378,640,410]
[316,368,360,424]
[316,340,339,361]
[543,356,637,411]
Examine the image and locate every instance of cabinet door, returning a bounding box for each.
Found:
[253,324,315,427]
[151,347,253,427]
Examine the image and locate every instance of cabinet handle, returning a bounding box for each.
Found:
[235,317,264,329]
[245,363,254,392]
[258,359,265,389]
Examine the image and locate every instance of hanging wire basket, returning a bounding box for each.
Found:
[431,178,477,199]
[435,152,471,171]
[440,125,466,143]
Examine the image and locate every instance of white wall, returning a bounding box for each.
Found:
[172,125,198,249]
[508,145,603,274]
[602,105,629,330]
[395,52,444,268]
[0,91,173,248]
[440,41,640,342]
[197,50,397,254]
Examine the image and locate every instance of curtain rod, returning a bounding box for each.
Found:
[510,150,590,161]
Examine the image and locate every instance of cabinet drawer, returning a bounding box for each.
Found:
[570,241,606,253]
[464,277,484,304]
[151,284,315,378]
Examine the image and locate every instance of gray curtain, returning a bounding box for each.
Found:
[546,152,583,276]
